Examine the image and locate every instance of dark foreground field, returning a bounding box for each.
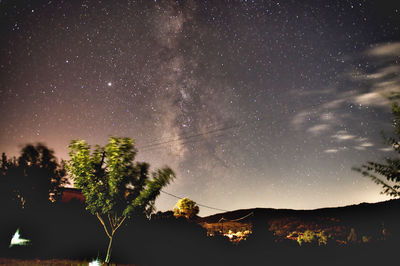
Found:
[0,258,140,265]
[0,258,135,266]
[1,244,398,266]
[2,199,400,266]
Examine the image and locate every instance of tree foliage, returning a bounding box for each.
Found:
[66,136,175,263]
[173,197,200,219]
[0,144,67,210]
[354,97,400,197]
[297,230,329,246]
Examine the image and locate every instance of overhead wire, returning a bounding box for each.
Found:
[161,190,229,212]
[140,134,226,153]
[137,112,298,154]
[138,121,237,145]
[138,123,240,151]
[218,212,254,223]
[142,116,294,213]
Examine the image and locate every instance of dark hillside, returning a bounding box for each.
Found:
[198,199,400,244]
[199,199,400,223]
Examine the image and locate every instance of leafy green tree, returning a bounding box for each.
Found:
[173,197,199,219]
[354,99,400,197]
[66,136,175,264]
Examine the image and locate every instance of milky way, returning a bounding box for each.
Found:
[1,0,400,216]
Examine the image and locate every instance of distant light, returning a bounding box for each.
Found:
[9,229,30,247]
[107,82,112,87]
[89,258,102,266]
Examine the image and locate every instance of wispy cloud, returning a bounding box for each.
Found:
[353,92,389,107]
[360,142,374,147]
[320,112,334,121]
[307,124,330,135]
[366,42,400,57]
[353,142,374,151]
[324,149,339,153]
[291,41,400,156]
[365,65,400,80]
[332,130,356,141]
[292,111,312,128]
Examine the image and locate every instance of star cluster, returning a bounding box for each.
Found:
[1,0,400,216]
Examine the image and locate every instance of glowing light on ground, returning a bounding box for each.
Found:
[224,229,252,243]
[89,258,102,266]
[9,229,30,247]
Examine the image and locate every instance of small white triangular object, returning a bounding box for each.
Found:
[9,228,30,247]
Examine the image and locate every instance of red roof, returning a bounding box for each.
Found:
[60,188,85,203]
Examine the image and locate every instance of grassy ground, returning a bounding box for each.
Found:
[0,258,137,266]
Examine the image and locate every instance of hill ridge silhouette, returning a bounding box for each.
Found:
[199,198,400,223]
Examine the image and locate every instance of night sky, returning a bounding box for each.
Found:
[1,0,400,216]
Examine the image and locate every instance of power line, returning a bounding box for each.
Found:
[136,110,301,154]
[140,134,226,153]
[218,212,254,223]
[160,190,229,212]
[137,113,297,154]
[138,123,240,150]
[138,121,234,144]
[138,122,236,146]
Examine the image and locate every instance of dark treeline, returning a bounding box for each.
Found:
[1,144,400,266]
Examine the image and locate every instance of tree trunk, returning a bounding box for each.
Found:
[105,234,113,264]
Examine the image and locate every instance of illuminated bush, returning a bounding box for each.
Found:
[297,230,330,246]
[318,231,329,246]
[362,236,372,243]
[173,197,199,219]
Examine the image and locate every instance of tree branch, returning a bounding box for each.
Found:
[96,212,111,239]
[100,151,106,168]
[113,215,127,234]
[107,213,114,231]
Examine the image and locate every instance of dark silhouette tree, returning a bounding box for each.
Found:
[66,136,175,264]
[354,96,400,197]
[0,144,67,211]
[0,144,67,253]
[0,153,18,210]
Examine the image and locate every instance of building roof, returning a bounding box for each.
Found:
[60,187,85,203]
